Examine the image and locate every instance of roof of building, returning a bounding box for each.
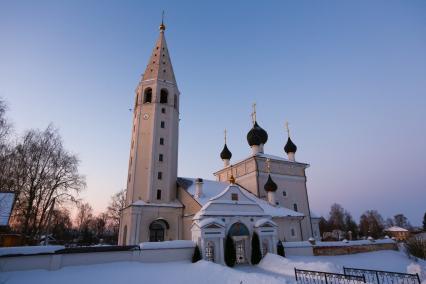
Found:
[220,144,232,160]
[284,137,297,153]
[384,226,409,232]
[247,121,268,146]
[178,177,304,218]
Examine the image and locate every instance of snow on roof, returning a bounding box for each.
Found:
[283,239,395,248]
[0,245,65,256]
[139,240,195,250]
[384,226,409,232]
[180,177,304,219]
[254,218,277,227]
[131,200,183,208]
[198,218,225,228]
[310,211,321,219]
[0,192,15,226]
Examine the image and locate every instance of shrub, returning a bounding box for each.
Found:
[277,240,285,257]
[192,244,202,263]
[405,236,426,260]
[251,232,262,265]
[224,235,236,267]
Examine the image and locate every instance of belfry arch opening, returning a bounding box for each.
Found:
[144,88,152,103]
[160,89,168,104]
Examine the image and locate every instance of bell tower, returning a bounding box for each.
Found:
[119,21,182,245]
[125,21,180,205]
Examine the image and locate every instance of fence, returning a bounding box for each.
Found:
[295,268,366,284]
[343,267,421,284]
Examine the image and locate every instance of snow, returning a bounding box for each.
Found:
[1,250,424,284]
[139,240,195,249]
[283,239,395,248]
[254,218,277,227]
[199,218,225,228]
[131,200,183,207]
[0,260,287,284]
[385,226,409,232]
[0,245,65,256]
[183,177,303,219]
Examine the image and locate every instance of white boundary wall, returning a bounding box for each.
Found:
[0,247,194,272]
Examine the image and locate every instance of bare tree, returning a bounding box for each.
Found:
[107,189,126,229]
[9,125,85,242]
[359,210,385,238]
[75,202,93,231]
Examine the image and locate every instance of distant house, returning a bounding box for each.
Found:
[384,226,410,241]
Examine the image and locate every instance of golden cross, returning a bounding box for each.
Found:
[266,158,271,173]
[285,121,290,137]
[251,102,257,125]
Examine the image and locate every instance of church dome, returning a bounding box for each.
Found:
[264,174,277,192]
[247,121,268,146]
[220,144,232,160]
[284,137,297,154]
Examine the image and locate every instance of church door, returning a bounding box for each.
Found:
[235,239,246,264]
[149,220,165,242]
[228,222,250,264]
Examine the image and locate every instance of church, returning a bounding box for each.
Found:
[118,21,320,265]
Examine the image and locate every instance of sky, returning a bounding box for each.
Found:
[0,1,425,225]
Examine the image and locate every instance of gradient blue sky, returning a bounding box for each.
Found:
[1,1,425,225]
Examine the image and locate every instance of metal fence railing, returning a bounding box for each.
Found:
[295,268,366,284]
[343,267,421,284]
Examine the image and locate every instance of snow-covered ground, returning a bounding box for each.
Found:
[1,250,424,284]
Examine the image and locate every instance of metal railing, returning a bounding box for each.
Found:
[343,267,421,284]
[295,268,366,284]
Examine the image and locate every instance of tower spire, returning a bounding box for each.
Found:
[159,11,166,31]
[251,102,257,125]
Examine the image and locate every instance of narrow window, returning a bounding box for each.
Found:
[231,193,238,201]
[282,191,287,197]
[159,154,163,162]
[161,121,165,128]
[158,172,162,180]
[161,107,166,114]
[160,89,168,104]
[174,94,178,109]
[291,228,296,237]
[293,203,298,212]
[160,138,164,145]
[143,88,152,103]
[156,189,162,200]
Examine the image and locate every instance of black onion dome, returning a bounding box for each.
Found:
[284,137,297,153]
[246,121,268,146]
[220,144,232,160]
[264,174,278,192]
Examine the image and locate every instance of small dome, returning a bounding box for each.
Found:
[220,144,232,160]
[247,121,268,146]
[284,137,297,154]
[264,174,277,192]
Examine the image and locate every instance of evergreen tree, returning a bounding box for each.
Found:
[192,245,202,263]
[423,212,426,231]
[251,232,262,265]
[277,240,285,257]
[224,235,236,267]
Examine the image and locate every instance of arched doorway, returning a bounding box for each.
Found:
[228,222,250,264]
[149,219,169,242]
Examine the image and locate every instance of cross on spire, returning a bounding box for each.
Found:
[224,129,227,144]
[285,121,291,137]
[265,158,271,173]
[251,102,257,125]
[159,10,166,31]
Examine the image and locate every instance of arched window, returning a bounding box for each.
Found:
[160,89,168,104]
[144,88,152,103]
[122,225,127,245]
[149,219,169,242]
[174,94,178,109]
[228,222,250,237]
[205,241,215,262]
